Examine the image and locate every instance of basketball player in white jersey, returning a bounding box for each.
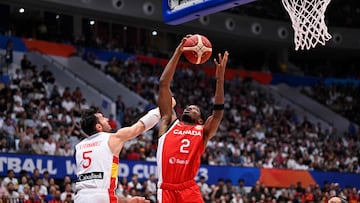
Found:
[74,107,161,203]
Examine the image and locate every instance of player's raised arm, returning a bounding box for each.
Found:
[203,51,229,143]
[109,107,160,154]
[158,37,187,135]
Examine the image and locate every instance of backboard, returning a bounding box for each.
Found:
[163,0,256,25]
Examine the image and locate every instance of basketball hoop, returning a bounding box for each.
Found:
[281,0,332,50]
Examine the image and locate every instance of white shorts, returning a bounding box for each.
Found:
[75,189,118,203]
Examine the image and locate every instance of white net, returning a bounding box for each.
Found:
[281,0,332,50]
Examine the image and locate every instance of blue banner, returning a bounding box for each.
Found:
[1,153,359,189]
[0,35,27,52]
[271,73,323,87]
[82,48,135,62]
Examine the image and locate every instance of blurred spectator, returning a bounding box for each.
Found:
[17,176,28,194]
[4,39,13,68]
[79,98,90,111]
[21,184,31,200]
[61,96,75,113]
[115,95,126,126]
[105,56,120,75]
[145,174,157,202]
[198,176,212,202]
[127,174,142,192]
[348,187,359,203]
[86,51,101,69]
[229,149,244,166]
[31,169,41,184]
[35,178,48,197]
[0,136,11,152]
[6,182,20,200]
[43,135,56,155]
[60,176,74,193]
[32,135,44,154]
[145,151,156,162]
[41,171,50,189]
[58,142,74,156]
[44,185,58,202]
[49,85,61,100]
[60,183,74,202]
[234,179,247,196]
[72,86,82,103]
[39,65,55,84]
[0,178,7,197]
[1,116,17,150]
[126,145,140,161]
[20,54,35,72]
[2,170,18,189]
[231,192,245,203]
[62,87,72,99]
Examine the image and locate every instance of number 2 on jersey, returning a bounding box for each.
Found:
[180,139,190,153]
[82,150,92,168]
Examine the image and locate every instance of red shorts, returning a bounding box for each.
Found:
[157,180,204,203]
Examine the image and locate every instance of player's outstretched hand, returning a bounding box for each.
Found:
[214,51,229,79]
[175,35,192,53]
[128,196,150,203]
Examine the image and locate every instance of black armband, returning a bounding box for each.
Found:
[213,104,225,111]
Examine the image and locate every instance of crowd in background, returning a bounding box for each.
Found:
[301,82,360,128]
[0,51,359,202]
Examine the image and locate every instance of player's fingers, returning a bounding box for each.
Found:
[218,53,223,62]
[213,58,219,65]
[221,51,229,66]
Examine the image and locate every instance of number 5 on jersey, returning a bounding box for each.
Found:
[82,150,93,168]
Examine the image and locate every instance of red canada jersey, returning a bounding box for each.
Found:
[157,120,205,184]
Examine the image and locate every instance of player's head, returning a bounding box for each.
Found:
[181,104,206,125]
[80,108,112,136]
[328,197,347,203]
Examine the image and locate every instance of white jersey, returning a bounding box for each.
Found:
[74,132,118,203]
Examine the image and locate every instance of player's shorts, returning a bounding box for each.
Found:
[74,188,118,203]
[158,180,204,203]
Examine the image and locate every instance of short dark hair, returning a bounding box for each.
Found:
[80,108,100,136]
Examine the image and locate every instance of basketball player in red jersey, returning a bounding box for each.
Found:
[157,35,229,203]
[74,107,161,203]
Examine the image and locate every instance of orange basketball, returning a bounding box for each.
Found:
[183,34,212,65]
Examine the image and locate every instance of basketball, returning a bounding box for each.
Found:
[183,34,212,65]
